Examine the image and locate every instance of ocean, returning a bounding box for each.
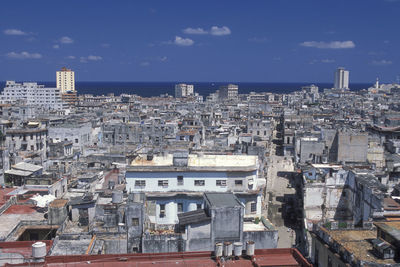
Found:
[0,81,372,97]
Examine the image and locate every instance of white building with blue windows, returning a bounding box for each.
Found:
[125,153,265,225]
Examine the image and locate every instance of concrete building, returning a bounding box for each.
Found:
[334,67,349,90]
[56,67,75,93]
[219,84,239,101]
[0,81,63,110]
[126,153,264,224]
[175,83,194,98]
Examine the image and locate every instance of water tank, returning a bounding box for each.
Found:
[215,243,223,257]
[233,242,243,256]
[112,190,123,204]
[246,241,255,256]
[32,242,46,258]
[223,242,232,257]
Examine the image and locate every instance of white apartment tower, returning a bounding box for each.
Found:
[334,67,349,90]
[0,81,63,110]
[219,84,239,101]
[56,67,75,93]
[175,83,194,98]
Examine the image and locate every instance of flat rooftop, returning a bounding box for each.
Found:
[0,206,45,241]
[325,228,398,265]
[128,154,258,172]
[131,154,257,168]
[204,192,242,208]
[42,248,311,267]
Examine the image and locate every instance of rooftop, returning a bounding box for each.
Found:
[41,248,311,267]
[323,227,399,265]
[204,192,242,208]
[177,209,210,225]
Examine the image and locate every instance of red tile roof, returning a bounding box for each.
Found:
[2,248,311,267]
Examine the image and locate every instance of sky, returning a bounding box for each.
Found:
[0,0,399,83]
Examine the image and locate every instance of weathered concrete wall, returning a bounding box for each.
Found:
[243,230,278,249]
[212,207,243,243]
[186,221,211,251]
[126,202,144,253]
[48,205,68,225]
[142,233,185,253]
[337,133,368,163]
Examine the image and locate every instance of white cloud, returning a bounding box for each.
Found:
[371,59,392,66]
[80,55,102,63]
[210,26,231,36]
[59,36,74,44]
[6,51,42,59]
[101,43,110,48]
[159,56,168,62]
[183,27,208,35]
[66,55,76,59]
[174,36,194,46]
[321,59,335,63]
[4,29,28,35]
[300,40,355,49]
[53,44,60,49]
[140,61,150,67]
[88,55,102,61]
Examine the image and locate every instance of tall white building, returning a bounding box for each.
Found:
[334,67,349,90]
[0,81,63,110]
[56,67,75,93]
[219,84,239,101]
[175,83,194,98]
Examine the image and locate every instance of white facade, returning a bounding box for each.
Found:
[334,67,349,90]
[0,81,63,110]
[56,67,75,93]
[126,154,264,224]
[175,83,194,98]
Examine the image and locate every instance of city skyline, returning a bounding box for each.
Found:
[0,0,399,83]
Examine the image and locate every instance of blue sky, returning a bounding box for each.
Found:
[0,0,399,83]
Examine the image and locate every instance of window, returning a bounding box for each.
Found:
[135,180,146,187]
[197,204,202,210]
[194,180,205,186]
[177,175,184,185]
[159,204,166,218]
[216,180,227,186]
[158,180,168,187]
[132,218,139,226]
[235,180,243,186]
[75,138,79,143]
[251,202,257,213]
[177,203,183,213]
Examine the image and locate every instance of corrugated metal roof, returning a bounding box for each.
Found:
[178,209,210,225]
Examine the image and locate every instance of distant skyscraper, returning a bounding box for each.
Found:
[175,83,194,98]
[334,67,349,90]
[57,67,75,93]
[219,84,239,101]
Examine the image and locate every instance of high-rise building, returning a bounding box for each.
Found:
[56,67,75,93]
[219,84,239,101]
[175,83,194,98]
[0,81,63,110]
[334,67,349,90]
